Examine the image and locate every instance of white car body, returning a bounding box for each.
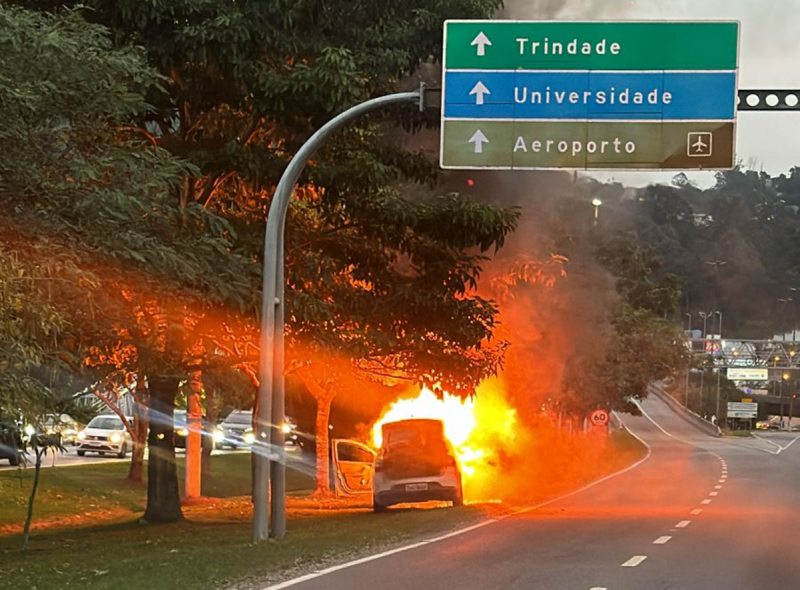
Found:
[372,419,463,511]
[76,415,134,457]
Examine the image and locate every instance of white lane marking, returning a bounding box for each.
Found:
[710,491,718,496]
[676,520,691,528]
[691,509,703,515]
[622,555,648,567]
[653,536,672,544]
[747,434,800,455]
[261,420,654,590]
[715,485,723,489]
[589,587,608,590]
[782,436,800,452]
[701,499,712,505]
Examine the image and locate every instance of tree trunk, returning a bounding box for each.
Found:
[128,378,149,483]
[185,369,203,499]
[21,447,44,551]
[142,376,183,523]
[128,406,149,483]
[202,383,215,476]
[315,394,334,495]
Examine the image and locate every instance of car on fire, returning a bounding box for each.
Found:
[372,418,463,512]
[76,414,134,458]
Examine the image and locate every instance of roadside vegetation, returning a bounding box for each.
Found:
[0,433,645,590]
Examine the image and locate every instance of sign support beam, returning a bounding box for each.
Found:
[253,89,426,542]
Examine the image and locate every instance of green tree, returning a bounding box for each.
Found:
[33,0,517,490]
[0,5,257,522]
[587,237,688,410]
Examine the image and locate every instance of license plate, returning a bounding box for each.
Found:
[405,483,428,492]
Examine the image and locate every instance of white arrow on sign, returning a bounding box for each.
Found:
[468,129,489,154]
[469,81,491,105]
[471,32,492,56]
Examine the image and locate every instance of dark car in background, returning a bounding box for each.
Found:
[0,420,22,466]
[214,410,254,449]
[43,414,80,446]
[173,410,216,451]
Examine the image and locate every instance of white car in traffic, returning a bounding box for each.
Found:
[76,415,134,458]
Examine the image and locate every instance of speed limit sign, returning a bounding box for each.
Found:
[589,409,610,427]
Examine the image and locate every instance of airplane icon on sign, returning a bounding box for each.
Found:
[687,132,713,157]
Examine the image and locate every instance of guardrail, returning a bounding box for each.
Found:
[649,384,723,437]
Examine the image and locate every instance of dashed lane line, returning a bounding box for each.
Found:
[622,556,648,568]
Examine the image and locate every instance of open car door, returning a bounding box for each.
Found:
[332,439,376,496]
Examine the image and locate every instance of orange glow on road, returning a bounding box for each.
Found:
[372,385,517,496]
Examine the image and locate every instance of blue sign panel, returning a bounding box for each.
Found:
[443,71,737,120]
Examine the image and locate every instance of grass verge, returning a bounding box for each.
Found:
[0,432,646,590]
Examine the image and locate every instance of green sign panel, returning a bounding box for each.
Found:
[440,20,740,170]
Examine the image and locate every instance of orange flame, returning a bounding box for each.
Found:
[372,385,517,498]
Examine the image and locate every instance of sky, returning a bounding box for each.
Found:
[502,0,800,187]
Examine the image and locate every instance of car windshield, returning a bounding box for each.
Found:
[87,416,123,430]
[224,412,252,424]
[383,420,446,449]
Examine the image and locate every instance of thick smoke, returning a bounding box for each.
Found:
[500,0,636,20]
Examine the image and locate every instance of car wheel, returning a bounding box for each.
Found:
[373,497,387,513]
[117,444,127,459]
[9,453,20,467]
[452,486,464,507]
[77,450,85,457]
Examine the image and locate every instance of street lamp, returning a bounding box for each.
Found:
[714,311,724,421]
[591,198,602,225]
[781,372,791,430]
[684,313,692,409]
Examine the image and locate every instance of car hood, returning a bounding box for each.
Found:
[82,427,123,437]
[220,423,250,431]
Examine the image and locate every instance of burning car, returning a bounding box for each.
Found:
[372,418,463,512]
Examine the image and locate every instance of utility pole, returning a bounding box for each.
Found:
[699,311,712,415]
[779,297,793,340]
[715,310,724,422]
[252,88,428,542]
[685,313,692,409]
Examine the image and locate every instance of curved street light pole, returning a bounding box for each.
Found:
[252,90,423,542]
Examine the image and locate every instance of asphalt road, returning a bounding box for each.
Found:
[266,395,800,590]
